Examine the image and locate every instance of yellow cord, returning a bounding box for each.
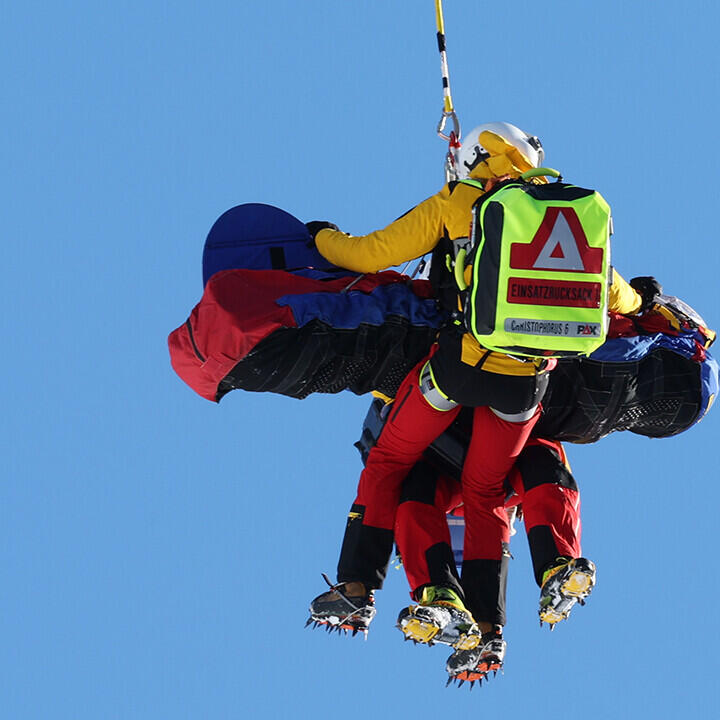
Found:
[435,0,446,35]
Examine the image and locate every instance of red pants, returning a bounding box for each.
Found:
[337,353,546,608]
[395,438,582,619]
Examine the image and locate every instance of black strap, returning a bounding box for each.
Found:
[269,246,286,269]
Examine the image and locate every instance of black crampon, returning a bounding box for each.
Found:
[445,631,506,689]
[306,573,376,637]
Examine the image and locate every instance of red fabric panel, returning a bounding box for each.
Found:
[521,484,581,558]
[395,477,463,593]
[168,269,429,401]
[353,353,458,529]
[395,502,452,592]
[461,407,540,561]
[507,438,581,559]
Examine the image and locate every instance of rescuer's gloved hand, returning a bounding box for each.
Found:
[630,276,663,313]
[305,221,339,247]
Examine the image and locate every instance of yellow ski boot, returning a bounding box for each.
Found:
[397,585,481,650]
[539,557,596,628]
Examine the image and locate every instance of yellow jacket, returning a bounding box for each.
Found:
[316,133,642,377]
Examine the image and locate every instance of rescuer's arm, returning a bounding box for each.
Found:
[608,270,643,315]
[315,189,451,273]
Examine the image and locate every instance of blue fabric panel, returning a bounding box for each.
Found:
[202,203,337,286]
[277,283,445,330]
[290,267,360,281]
[589,332,702,362]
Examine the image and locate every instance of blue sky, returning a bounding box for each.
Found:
[3,1,719,718]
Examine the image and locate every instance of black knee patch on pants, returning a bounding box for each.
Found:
[399,461,438,505]
[516,445,578,492]
[527,525,561,586]
[461,550,510,626]
[424,542,463,597]
[337,504,394,590]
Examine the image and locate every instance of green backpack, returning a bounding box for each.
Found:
[455,169,612,358]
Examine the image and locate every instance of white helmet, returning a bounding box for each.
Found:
[454,122,544,179]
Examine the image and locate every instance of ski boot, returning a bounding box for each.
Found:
[445,629,506,688]
[397,585,481,650]
[539,557,596,628]
[306,574,376,637]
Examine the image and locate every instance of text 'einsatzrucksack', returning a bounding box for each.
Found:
[455,168,612,358]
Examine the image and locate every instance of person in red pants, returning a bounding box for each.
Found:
[333,344,549,625]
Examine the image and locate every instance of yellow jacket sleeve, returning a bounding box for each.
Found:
[314,183,481,274]
[608,270,642,315]
[315,192,446,273]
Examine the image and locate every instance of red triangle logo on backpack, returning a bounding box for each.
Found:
[510,207,604,274]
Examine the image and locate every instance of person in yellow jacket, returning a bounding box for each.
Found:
[306,123,653,673]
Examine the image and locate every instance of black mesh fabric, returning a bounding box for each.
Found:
[536,349,702,442]
[353,348,704,480]
[217,318,438,401]
[219,316,703,445]
[613,398,683,433]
